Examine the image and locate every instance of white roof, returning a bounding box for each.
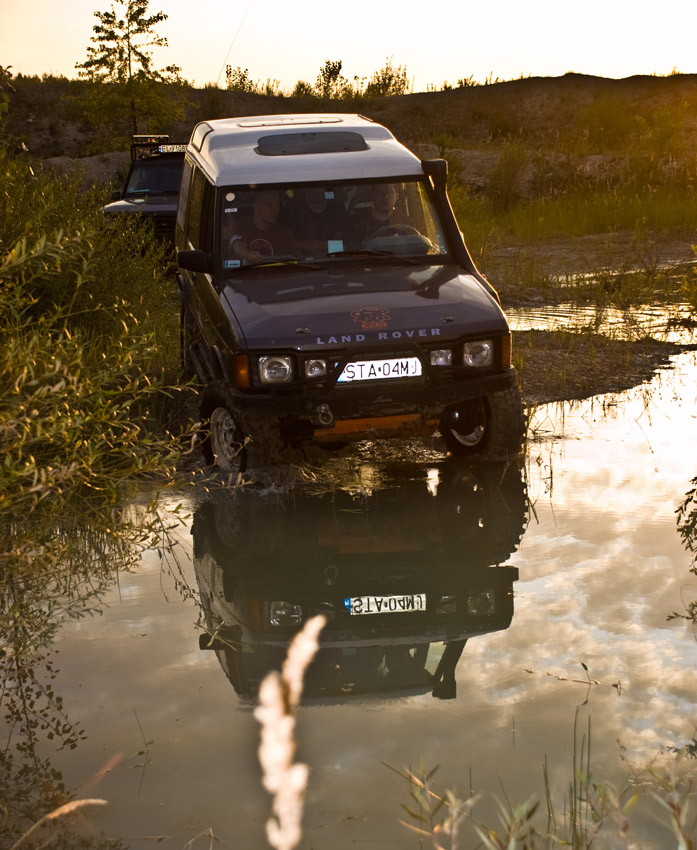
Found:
[186,113,424,185]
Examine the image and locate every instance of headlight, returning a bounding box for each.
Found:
[430,349,453,367]
[258,355,293,384]
[463,340,493,367]
[266,601,303,627]
[466,590,496,617]
[304,358,328,379]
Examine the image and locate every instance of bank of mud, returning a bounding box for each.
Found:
[514,329,691,405]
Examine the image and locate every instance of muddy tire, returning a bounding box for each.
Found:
[439,385,525,461]
[199,396,248,475]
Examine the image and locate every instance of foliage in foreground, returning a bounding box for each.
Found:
[0,148,194,845]
[0,150,192,542]
[391,713,696,849]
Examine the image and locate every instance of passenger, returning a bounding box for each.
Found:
[345,183,402,246]
[283,188,344,256]
[230,190,298,262]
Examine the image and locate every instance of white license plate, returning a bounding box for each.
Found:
[337,357,422,383]
[344,593,427,615]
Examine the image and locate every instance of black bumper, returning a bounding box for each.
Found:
[220,367,518,420]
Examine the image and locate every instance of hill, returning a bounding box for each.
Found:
[4,71,697,188]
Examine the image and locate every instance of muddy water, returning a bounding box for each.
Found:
[5,352,697,848]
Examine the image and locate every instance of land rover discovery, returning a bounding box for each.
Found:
[175,114,525,472]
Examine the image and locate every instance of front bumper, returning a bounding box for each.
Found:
[223,366,518,420]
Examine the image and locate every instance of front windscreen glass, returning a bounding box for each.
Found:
[124,158,184,197]
[219,179,449,269]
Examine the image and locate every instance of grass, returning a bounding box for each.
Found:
[452,184,697,252]
[392,710,697,849]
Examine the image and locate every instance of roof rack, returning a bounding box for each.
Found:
[130,134,186,160]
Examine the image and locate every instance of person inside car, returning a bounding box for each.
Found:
[345,183,402,246]
[229,190,298,263]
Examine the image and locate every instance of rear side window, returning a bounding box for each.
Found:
[176,159,193,234]
[184,167,207,249]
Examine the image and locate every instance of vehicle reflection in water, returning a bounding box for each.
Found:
[191,461,528,701]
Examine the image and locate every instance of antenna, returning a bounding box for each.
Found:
[216,5,251,87]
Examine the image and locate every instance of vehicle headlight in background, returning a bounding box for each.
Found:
[463,340,493,367]
[266,601,303,627]
[258,355,294,384]
[304,358,328,379]
[430,349,453,367]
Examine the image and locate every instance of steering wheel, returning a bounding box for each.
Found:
[366,223,421,239]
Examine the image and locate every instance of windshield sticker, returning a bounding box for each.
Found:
[327,239,343,253]
[351,308,391,330]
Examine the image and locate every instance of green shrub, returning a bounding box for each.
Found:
[0,150,192,531]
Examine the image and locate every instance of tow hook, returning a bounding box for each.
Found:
[313,403,334,427]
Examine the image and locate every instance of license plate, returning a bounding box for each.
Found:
[344,593,426,615]
[337,357,422,383]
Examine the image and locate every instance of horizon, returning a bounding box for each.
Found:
[3,0,696,92]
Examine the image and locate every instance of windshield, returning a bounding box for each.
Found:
[219,179,449,269]
[125,158,184,197]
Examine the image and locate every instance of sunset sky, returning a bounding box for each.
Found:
[3,0,696,91]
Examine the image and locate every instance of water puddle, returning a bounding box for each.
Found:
[508,301,697,344]
[3,347,697,847]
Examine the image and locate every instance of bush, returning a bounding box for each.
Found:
[0,150,191,528]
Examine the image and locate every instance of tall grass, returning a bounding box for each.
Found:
[454,184,697,251]
[392,710,696,849]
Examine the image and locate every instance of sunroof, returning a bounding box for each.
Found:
[256,131,369,156]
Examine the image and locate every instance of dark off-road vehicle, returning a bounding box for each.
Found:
[101,135,186,244]
[175,114,524,471]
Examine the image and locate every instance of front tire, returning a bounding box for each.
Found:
[200,397,248,475]
[440,385,525,461]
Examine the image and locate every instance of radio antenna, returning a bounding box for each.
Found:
[216,5,251,87]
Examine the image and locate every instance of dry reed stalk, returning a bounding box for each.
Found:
[254,614,326,850]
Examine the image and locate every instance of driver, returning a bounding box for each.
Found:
[230,190,298,263]
[345,183,403,246]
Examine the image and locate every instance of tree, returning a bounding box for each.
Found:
[76,0,185,137]
[225,66,258,93]
[315,59,350,99]
[0,66,14,122]
[364,57,410,98]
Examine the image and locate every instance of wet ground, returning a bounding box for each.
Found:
[4,333,697,848]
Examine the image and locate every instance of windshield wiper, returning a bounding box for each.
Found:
[328,248,421,265]
[245,256,323,270]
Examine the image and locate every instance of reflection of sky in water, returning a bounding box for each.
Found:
[47,353,697,847]
[508,302,697,345]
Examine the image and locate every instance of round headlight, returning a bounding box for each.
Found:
[430,349,453,367]
[305,358,328,379]
[258,355,293,384]
[463,341,493,367]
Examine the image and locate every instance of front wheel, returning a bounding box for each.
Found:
[439,385,525,461]
[200,397,248,475]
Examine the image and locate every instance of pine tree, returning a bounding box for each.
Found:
[76,0,185,137]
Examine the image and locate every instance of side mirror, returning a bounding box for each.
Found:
[422,158,448,190]
[177,249,212,274]
[111,189,122,200]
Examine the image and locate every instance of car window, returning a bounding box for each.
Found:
[219,179,448,269]
[124,158,184,196]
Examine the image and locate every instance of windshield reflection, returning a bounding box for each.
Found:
[192,462,528,701]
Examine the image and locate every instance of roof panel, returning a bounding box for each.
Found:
[187,113,424,185]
